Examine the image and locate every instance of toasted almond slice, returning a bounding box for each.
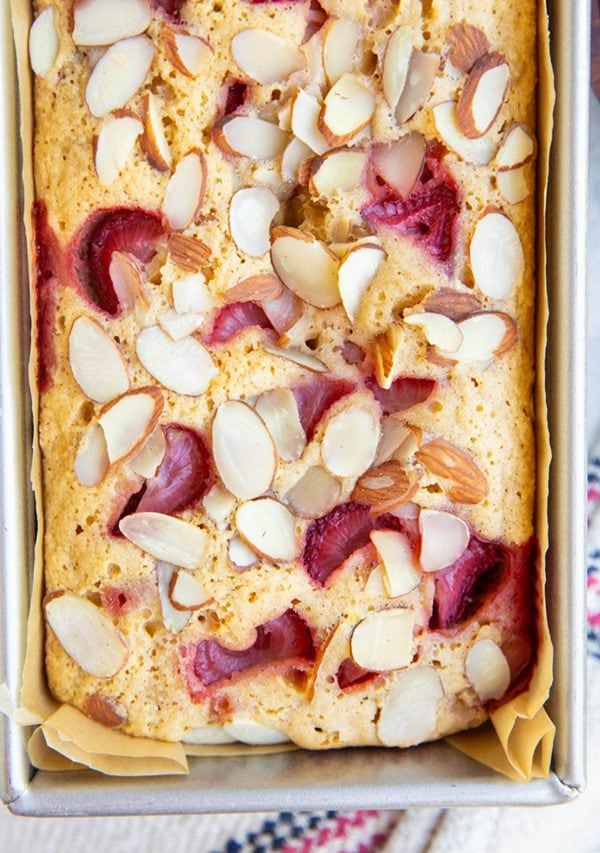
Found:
[365,564,387,597]
[439,311,518,363]
[416,439,488,504]
[465,638,511,701]
[75,423,109,486]
[236,498,298,562]
[229,187,279,257]
[203,484,236,529]
[85,35,155,118]
[82,694,127,728]
[163,28,212,78]
[73,0,151,45]
[457,52,509,138]
[396,51,439,124]
[255,388,306,462]
[271,226,340,308]
[169,570,211,611]
[140,92,171,172]
[163,150,207,231]
[281,137,313,182]
[136,326,217,396]
[168,233,211,272]
[382,26,413,110]
[229,535,259,568]
[290,89,329,156]
[371,133,426,200]
[352,460,419,512]
[432,101,496,165]
[497,167,529,205]
[322,404,380,479]
[309,148,367,198]
[319,73,375,146]
[285,465,341,519]
[301,25,326,94]
[181,726,236,745]
[231,29,304,84]
[378,666,443,746]
[212,400,277,500]
[127,425,166,478]
[422,287,483,321]
[374,417,418,466]
[214,115,289,160]
[262,342,328,373]
[370,529,421,597]
[158,309,205,341]
[120,512,208,569]
[98,386,163,465]
[322,17,361,86]
[173,272,214,315]
[45,592,128,678]
[109,250,150,311]
[372,326,403,390]
[95,114,143,185]
[419,508,470,572]
[404,311,463,353]
[69,316,129,403]
[29,7,59,77]
[338,242,386,322]
[223,720,290,745]
[224,273,283,304]
[156,561,191,632]
[496,123,535,170]
[445,23,490,74]
[350,608,414,671]
[469,211,524,299]
[278,99,293,131]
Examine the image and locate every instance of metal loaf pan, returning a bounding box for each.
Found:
[0,0,589,815]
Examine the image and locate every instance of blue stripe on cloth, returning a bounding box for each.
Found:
[214,811,339,853]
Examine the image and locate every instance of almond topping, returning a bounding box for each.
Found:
[169,570,212,611]
[127,426,166,478]
[416,439,488,504]
[262,342,328,374]
[352,459,420,512]
[168,233,212,272]
[83,694,127,728]
[318,73,375,146]
[163,28,212,78]
[338,242,386,323]
[212,400,277,500]
[432,101,496,165]
[119,513,208,569]
[173,272,214,315]
[255,388,306,462]
[322,17,361,86]
[404,312,463,353]
[69,316,129,403]
[419,509,470,572]
[350,609,415,671]
[136,326,217,396]
[140,92,172,172]
[496,123,535,170]
[309,148,367,198]
[163,149,207,231]
[290,89,329,156]
[456,52,510,139]
[437,312,518,364]
[98,386,163,465]
[370,530,421,597]
[73,0,151,46]
[203,484,236,530]
[158,309,205,341]
[95,114,143,185]
[469,211,524,300]
[231,29,304,85]
[281,137,313,182]
[74,423,109,487]
[109,250,150,311]
[395,50,439,124]
[29,7,59,77]
[285,466,341,519]
[374,418,422,466]
[224,273,283,304]
[229,536,259,568]
[497,167,529,205]
[422,287,483,321]
[236,498,298,562]
[229,187,279,257]
[371,133,426,200]
[465,639,511,701]
[156,562,190,632]
[271,226,340,308]
[378,666,443,746]
[372,326,404,390]
[214,115,289,160]
[445,23,490,73]
[85,35,155,118]
[322,404,380,479]
[382,26,413,110]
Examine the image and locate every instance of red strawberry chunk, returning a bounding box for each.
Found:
[303,502,373,585]
[261,286,302,334]
[71,207,163,316]
[336,658,377,690]
[33,201,64,392]
[100,583,147,617]
[206,301,274,345]
[293,377,355,440]
[223,80,249,116]
[192,609,315,686]
[303,0,327,40]
[366,375,435,415]
[152,0,185,19]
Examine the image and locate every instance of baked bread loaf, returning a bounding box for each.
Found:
[29,0,539,750]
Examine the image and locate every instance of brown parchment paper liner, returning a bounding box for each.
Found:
[6,0,555,780]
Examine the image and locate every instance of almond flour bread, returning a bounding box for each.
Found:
[29,0,539,751]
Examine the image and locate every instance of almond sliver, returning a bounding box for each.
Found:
[120,512,208,569]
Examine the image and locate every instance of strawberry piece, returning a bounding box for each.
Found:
[192,609,315,686]
[293,377,355,440]
[100,584,142,617]
[303,502,373,585]
[340,340,365,365]
[304,0,327,41]
[71,207,163,316]
[336,658,377,690]
[222,79,249,116]
[366,375,435,414]
[33,202,64,392]
[152,0,185,19]
[206,301,274,345]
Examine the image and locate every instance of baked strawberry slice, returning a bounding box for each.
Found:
[192,609,315,686]
[336,658,377,690]
[33,201,64,392]
[221,79,249,116]
[152,0,185,19]
[71,207,163,316]
[100,582,149,617]
[205,301,274,345]
[303,502,373,585]
[293,377,355,441]
[366,375,435,415]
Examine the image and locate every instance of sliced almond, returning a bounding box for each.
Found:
[74,423,109,487]
[290,89,329,155]
[322,404,380,479]
[158,309,205,341]
[374,417,420,466]
[212,400,277,500]
[73,0,151,45]
[168,233,211,272]
[372,325,403,390]
[236,498,298,562]
[169,570,211,611]
[109,251,150,311]
[286,465,341,519]
[465,638,511,701]
[214,115,289,160]
[371,133,426,200]
[163,150,207,230]
[69,316,129,403]
[85,35,155,118]
[262,342,327,373]
[120,512,208,569]
[140,92,171,172]
[95,114,143,185]
[318,73,375,146]
[419,508,470,572]
[271,227,340,308]
[469,211,524,300]
[396,50,439,124]
[497,167,529,205]
[173,272,214,315]
[309,148,367,198]
[338,242,386,323]
[255,388,306,462]
[203,484,236,530]
[127,425,166,478]
[281,137,313,182]
[382,26,413,110]
[45,592,128,678]
[416,439,488,504]
[229,187,279,257]
[163,28,212,78]
[156,561,191,632]
[352,460,419,512]
[98,386,163,465]
[422,287,483,321]
[29,7,59,77]
[231,29,304,85]
[370,530,421,597]
[404,311,463,353]
[350,608,414,671]
[181,726,236,745]
[223,720,290,746]
[365,565,387,597]
[224,273,283,304]
[457,52,509,139]
[445,23,490,74]
[136,326,217,396]
[83,694,127,728]
[228,535,259,568]
[378,666,443,746]
[438,311,518,364]
[432,101,496,165]
[322,17,361,86]
[496,124,535,170]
